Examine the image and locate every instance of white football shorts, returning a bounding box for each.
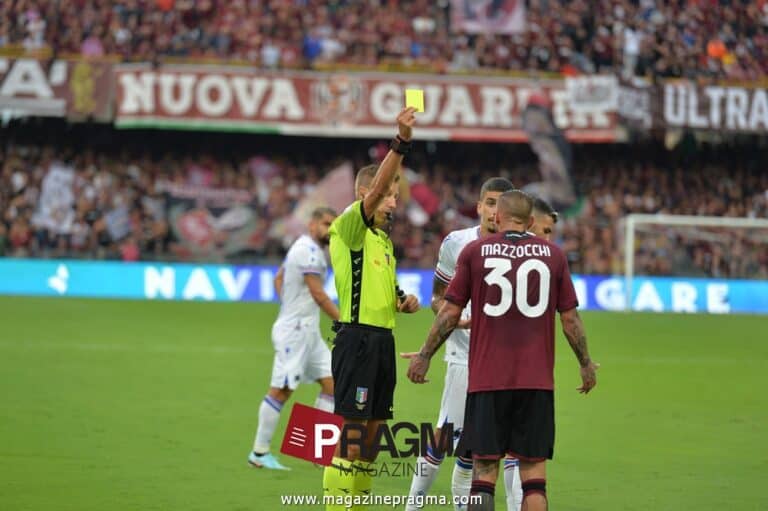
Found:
[269,321,331,391]
[436,362,469,448]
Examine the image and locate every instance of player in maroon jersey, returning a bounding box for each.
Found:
[407,190,598,511]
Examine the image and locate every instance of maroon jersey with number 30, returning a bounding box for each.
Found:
[444,231,578,393]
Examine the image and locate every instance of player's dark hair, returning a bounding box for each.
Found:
[355,164,400,198]
[532,196,559,224]
[497,189,534,224]
[479,177,514,200]
[311,206,337,220]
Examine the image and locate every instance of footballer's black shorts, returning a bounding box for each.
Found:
[331,322,395,420]
[456,389,555,462]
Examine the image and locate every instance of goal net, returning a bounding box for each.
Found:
[623,214,768,312]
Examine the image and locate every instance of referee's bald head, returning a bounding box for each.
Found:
[496,190,534,227]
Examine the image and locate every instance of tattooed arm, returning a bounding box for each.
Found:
[399,282,465,363]
[431,277,471,328]
[406,301,462,384]
[405,237,472,381]
[422,301,462,359]
[560,308,599,393]
[431,277,448,314]
[561,308,590,365]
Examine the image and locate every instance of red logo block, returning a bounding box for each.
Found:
[279,403,344,466]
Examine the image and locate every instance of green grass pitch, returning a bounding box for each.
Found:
[1,296,766,510]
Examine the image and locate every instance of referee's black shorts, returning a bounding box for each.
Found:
[331,323,395,420]
[456,389,555,462]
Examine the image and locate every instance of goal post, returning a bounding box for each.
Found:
[623,214,768,312]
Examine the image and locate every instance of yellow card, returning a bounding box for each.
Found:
[405,89,424,112]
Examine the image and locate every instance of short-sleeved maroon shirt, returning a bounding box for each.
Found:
[445,231,578,393]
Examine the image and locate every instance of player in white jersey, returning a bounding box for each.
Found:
[404,178,519,511]
[248,207,340,470]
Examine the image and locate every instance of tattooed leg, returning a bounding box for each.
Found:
[469,459,498,511]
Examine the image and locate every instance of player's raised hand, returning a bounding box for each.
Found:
[397,107,417,141]
[397,293,420,313]
[577,360,600,394]
[404,351,430,384]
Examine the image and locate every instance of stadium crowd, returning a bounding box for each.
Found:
[1,132,766,279]
[2,0,768,80]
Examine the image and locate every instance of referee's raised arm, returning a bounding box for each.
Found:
[361,107,417,221]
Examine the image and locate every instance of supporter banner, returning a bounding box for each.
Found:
[1,259,766,315]
[618,79,654,131]
[521,95,576,210]
[565,75,618,113]
[0,57,112,120]
[5,58,768,136]
[163,184,262,258]
[114,65,619,142]
[661,81,768,133]
[617,79,768,133]
[32,162,75,234]
[450,0,525,34]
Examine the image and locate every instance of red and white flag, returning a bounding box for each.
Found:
[451,0,526,34]
[280,162,355,243]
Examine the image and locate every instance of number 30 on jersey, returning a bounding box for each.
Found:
[482,257,551,318]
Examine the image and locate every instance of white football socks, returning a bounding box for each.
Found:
[504,457,522,511]
[452,456,473,510]
[252,395,284,454]
[405,447,444,511]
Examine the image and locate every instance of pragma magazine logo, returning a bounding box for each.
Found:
[279,403,455,466]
